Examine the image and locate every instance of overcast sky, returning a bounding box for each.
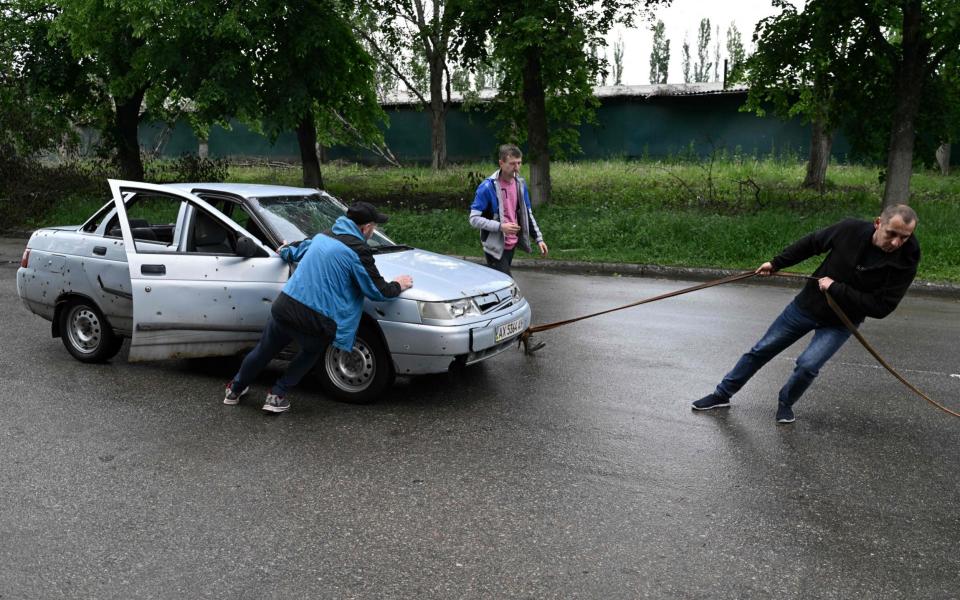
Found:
[604,0,796,85]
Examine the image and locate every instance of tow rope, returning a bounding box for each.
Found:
[519,270,959,418]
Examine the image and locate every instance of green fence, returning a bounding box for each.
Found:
[137,90,851,164]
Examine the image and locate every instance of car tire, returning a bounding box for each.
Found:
[59,299,123,363]
[317,322,394,404]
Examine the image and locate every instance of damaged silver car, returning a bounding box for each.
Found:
[17,180,531,402]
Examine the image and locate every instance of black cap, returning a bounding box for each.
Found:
[346,201,389,225]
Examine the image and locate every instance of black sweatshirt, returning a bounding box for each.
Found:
[325,230,402,299]
[770,219,921,326]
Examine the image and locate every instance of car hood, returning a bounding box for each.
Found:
[371,249,514,302]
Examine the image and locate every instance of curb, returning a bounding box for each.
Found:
[454,256,960,300]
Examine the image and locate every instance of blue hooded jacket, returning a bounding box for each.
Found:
[468,170,544,260]
[279,216,398,350]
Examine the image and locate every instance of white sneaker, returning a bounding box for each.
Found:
[224,383,249,405]
[262,391,290,413]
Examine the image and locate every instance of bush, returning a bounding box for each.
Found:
[0,155,110,229]
[143,154,229,183]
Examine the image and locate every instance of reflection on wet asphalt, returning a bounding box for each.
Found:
[1,253,958,598]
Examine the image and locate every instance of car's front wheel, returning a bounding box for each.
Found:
[59,298,123,363]
[316,322,394,404]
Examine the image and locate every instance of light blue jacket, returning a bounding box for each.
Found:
[280,217,396,350]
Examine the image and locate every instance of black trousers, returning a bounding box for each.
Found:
[484,248,515,275]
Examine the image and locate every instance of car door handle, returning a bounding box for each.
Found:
[141,264,166,275]
[93,246,107,256]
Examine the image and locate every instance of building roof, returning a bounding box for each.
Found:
[379,82,749,107]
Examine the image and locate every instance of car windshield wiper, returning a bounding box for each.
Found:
[370,245,412,254]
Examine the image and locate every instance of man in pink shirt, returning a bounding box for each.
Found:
[468,144,548,275]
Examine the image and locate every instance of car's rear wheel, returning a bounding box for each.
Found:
[316,322,394,404]
[60,299,123,363]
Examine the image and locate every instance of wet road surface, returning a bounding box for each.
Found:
[1,242,958,598]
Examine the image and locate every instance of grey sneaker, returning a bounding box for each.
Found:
[692,393,730,411]
[262,391,290,414]
[776,403,795,424]
[224,382,249,405]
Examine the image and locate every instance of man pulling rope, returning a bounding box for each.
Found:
[520,205,955,421]
[690,204,920,424]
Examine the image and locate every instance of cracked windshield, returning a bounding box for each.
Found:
[255,194,397,250]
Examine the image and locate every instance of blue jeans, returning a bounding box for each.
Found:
[231,314,330,397]
[715,300,853,407]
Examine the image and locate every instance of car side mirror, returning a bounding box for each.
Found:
[236,236,265,258]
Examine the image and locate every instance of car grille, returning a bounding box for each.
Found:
[475,287,516,314]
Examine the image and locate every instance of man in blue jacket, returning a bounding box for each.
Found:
[469,144,548,275]
[224,202,413,413]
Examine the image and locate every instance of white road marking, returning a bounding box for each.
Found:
[835,361,958,379]
[761,356,957,380]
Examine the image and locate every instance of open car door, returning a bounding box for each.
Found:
[109,179,288,361]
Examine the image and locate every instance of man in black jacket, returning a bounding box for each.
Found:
[692,204,920,424]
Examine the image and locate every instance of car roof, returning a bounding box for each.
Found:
[163,182,321,199]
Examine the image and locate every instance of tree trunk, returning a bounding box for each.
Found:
[296,112,324,189]
[935,142,950,175]
[802,119,833,191]
[882,0,925,207]
[113,88,146,181]
[522,46,551,207]
[429,54,447,170]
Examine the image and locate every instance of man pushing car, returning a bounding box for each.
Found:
[223,202,413,413]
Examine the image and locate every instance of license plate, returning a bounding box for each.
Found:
[495,318,524,342]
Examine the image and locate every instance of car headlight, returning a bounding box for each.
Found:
[510,285,522,300]
[418,298,481,320]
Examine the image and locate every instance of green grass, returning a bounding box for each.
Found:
[383,203,960,282]
[11,158,960,282]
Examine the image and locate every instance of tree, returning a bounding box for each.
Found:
[923,59,960,175]
[254,1,384,188]
[472,42,501,91]
[356,9,400,102]
[744,1,873,191]
[16,0,219,179]
[613,35,625,85]
[682,35,692,83]
[725,22,746,84]
[694,18,712,83]
[713,24,720,81]
[0,3,88,158]
[358,0,464,170]
[4,0,374,184]
[868,0,960,206]
[451,68,471,92]
[457,0,669,206]
[185,0,386,188]
[591,44,606,85]
[649,20,669,84]
[746,0,960,204]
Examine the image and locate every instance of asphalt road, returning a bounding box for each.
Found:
[1,239,959,599]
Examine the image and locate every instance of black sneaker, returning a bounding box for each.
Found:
[262,391,290,414]
[776,403,796,424]
[692,393,730,411]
